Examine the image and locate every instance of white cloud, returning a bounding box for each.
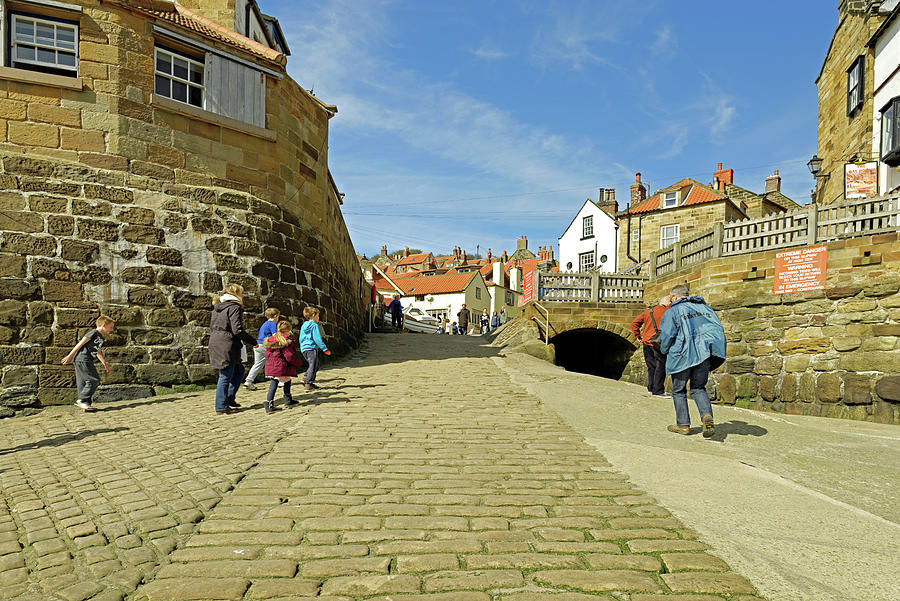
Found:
[279,1,627,253]
[650,24,676,56]
[471,46,514,60]
[657,125,689,160]
[709,97,737,137]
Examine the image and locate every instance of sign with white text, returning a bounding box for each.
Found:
[521,270,533,305]
[774,246,827,295]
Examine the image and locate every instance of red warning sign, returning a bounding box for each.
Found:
[774,246,827,295]
[520,270,533,305]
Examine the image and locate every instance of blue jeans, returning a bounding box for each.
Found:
[670,358,713,426]
[215,363,245,411]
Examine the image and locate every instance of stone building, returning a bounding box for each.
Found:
[0,0,367,414]
[617,166,800,272]
[814,0,890,204]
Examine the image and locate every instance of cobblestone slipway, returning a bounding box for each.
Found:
[0,334,763,601]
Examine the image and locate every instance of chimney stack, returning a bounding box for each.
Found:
[765,169,781,193]
[516,236,528,252]
[487,248,492,260]
[461,249,467,264]
[630,173,646,206]
[381,245,387,257]
[404,246,410,257]
[501,250,508,262]
[713,162,734,191]
[599,189,618,217]
[492,258,503,286]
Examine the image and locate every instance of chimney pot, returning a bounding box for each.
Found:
[717,162,722,170]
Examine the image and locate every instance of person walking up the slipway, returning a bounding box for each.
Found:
[209,284,257,415]
[457,303,469,334]
[61,315,115,412]
[658,285,726,439]
[389,295,403,329]
[631,295,671,397]
[243,307,280,390]
[299,306,331,392]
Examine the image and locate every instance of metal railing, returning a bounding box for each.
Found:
[531,301,551,344]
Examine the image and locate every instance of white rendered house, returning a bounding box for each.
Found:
[558,196,618,273]
[872,6,900,194]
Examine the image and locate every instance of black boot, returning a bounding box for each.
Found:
[283,395,298,407]
[264,401,281,414]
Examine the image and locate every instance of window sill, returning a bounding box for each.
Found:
[580,235,594,241]
[150,94,276,141]
[0,66,82,90]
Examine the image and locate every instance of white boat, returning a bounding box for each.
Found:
[404,307,440,324]
[402,314,442,334]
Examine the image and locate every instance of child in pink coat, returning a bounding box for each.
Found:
[263,320,304,413]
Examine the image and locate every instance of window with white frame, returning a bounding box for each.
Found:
[10,13,78,75]
[631,227,640,241]
[881,96,900,166]
[582,215,593,237]
[660,224,680,248]
[579,251,595,271]
[154,46,204,108]
[847,56,864,116]
[663,191,677,208]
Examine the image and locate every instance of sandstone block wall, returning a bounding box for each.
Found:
[815,6,885,204]
[0,152,366,416]
[621,232,900,424]
[0,2,368,416]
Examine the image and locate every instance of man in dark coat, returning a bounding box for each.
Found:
[209,285,257,414]
[388,295,403,329]
[457,303,469,334]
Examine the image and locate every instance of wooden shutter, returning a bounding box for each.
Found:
[205,53,266,128]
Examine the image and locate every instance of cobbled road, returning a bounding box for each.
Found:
[0,333,764,601]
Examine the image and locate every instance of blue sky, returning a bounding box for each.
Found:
[272,0,837,259]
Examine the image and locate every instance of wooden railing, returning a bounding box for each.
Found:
[649,193,900,278]
[535,271,647,303]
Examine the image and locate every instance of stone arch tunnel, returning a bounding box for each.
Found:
[550,326,638,380]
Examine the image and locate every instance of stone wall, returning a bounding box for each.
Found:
[621,232,900,424]
[0,151,367,416]
[0,1,368,416]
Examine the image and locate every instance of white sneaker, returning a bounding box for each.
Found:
[243,382,257,391]
[75,400,93,411]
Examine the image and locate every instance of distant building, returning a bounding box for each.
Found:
[617,166,800,272]
[558,191,618,272]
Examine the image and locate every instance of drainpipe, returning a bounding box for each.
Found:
[626,205,639,266]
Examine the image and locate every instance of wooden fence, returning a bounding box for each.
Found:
[535,271,646,303]
[649,193,900,279]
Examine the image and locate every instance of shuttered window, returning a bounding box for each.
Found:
[205,54,266,128]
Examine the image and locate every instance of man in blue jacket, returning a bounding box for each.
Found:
[658,284,726,438]
[388,295,403,329]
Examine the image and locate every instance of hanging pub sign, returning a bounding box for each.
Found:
[844,161,878,199]
[774,246,828,295]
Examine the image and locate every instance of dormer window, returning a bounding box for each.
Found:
[663,191,678,208]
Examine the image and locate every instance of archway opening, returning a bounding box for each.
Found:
[551,328,636,380]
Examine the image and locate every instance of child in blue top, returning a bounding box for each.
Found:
[243,307,280,390]
[299,306,330,391]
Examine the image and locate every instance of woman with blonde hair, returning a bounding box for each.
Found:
[209,283,257,414]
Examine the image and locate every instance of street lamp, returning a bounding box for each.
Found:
[807,154,828,204]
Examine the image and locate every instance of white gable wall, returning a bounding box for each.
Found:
[873,16,900,195]
[558,201,618,273]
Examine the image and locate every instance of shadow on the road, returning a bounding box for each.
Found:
[1,427,130,455]
[345,333,500,368]
[708,420,768,442]
[96,394,199,412]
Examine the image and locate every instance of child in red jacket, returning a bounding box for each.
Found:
[263,320,304,413]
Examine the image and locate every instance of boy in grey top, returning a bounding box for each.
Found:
[61,315,115,412]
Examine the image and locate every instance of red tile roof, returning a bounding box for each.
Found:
[397,272,478,295]
[627,178,724,214]
[397,252,431,266]
[111,0,286,66]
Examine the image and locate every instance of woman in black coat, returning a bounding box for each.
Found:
[209,283,257,414]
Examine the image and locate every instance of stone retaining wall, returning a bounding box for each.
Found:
[621,232,900,424]
[0,153,367,416]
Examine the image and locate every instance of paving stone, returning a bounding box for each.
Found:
[156,559,297,579]
[660,553,729,572]
[422,569,525,591]
[299,557,391,577]
[55,580,104,601]
[133,577,249,600]
[320,574,421,596]
[661,572,757,594]
[396,553,460,572]
[465,553,586,570]
[500,593,614,601]
[531,569,663,593]
[584,553,661,571]
[245,578,321,598]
